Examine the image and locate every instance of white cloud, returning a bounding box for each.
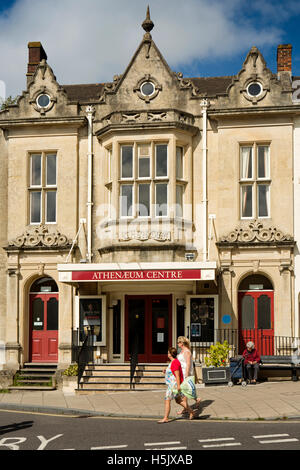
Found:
[0,0,286,96]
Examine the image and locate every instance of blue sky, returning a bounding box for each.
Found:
[1,0,300,98]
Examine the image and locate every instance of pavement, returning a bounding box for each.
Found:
[1,381,300,421]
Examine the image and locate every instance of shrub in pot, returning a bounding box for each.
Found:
[202,341,231,384]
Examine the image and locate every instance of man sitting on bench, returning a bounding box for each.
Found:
[243,341,261,385]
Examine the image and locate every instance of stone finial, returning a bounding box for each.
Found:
[142,5,154,36]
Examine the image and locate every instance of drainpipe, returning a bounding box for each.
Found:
[86,106,95,263]
[201,99,209,262]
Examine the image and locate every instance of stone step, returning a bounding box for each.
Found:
[83,370,164,377]
[81,376,165,384]
[78,382,165,390]
[20,368,57,374]
[8,386,56,391]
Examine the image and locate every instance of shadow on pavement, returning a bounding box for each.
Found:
[0,421,34,435]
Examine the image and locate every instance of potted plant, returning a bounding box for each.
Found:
[202,341,231,384]
[62,364,78,393]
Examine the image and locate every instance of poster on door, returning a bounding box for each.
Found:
[79,298,102,342]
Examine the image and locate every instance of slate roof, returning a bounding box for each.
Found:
[62,76,234,102]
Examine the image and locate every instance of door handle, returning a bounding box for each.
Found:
[187,326,190,339]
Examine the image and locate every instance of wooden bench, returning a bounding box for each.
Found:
[259,356,300,382]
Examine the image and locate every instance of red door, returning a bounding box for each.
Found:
[238,291,274,355]
[125,295,172,363]
[30,294,59,362]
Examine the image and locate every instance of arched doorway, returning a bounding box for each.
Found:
[29,277,59,363]
[238,274,274,355]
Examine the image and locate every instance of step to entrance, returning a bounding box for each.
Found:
[78,363,167,393]
[9,363,57,391]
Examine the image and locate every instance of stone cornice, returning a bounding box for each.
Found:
[0,116,86,129]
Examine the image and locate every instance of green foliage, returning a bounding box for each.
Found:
[204,340,230,367]
[63,364,78,377]
[0,95,19,110]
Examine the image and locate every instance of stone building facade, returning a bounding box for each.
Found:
[0,11,299,375]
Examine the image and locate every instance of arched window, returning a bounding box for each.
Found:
[239,274,273,291]
[30,277,58,293]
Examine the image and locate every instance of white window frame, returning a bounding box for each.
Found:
[240,144,271,220]
[29,152,57,225]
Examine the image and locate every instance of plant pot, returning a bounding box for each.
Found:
[62,376,78,394]
[202,366,230,384]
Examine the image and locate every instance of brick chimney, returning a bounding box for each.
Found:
[277,44,292,74]
[26,42,47,86]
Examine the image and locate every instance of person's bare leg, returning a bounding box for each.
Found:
[177,396,194,419]
[158,399,171,423]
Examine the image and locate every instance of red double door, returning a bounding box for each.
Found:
[125,295,172,363]
[30,293,59,362]
[238,291,274,355]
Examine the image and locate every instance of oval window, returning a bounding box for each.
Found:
[140,82,155,97]
[247,82,262,97]
[36,94,51,108]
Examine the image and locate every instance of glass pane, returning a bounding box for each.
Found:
[176,147,183,179]
[46,154,57,186]
[258,146,270,179]
[120,185,133,217]
[32,298,44,331]
[156,145,168,177]
[190,298,215,342]
[241,186,252,218]
[152,299,169,355]
[30,277,58,293]
[139,157,150,178]
[121,146,133,178]
[138,184,150,217]
[128,299,145,355]
[241,295,255,329]
[258,185,269,217]
[79,299,102,343]
[240,147,252,179]
[155,184,168,217]
[113,301,121,355]
[31,154,42,186]
[30,192,41,223]
[176,185,183,217]
[47,297,59,330]
[257,295,271,329]
[46,191,56,223]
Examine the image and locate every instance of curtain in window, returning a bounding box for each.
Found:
[241,147,252,179]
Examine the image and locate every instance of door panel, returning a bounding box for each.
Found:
[239,291,274,355]
[125,295,172,363]
[30,293,59,362]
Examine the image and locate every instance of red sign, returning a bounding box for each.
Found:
[72,269,202,282]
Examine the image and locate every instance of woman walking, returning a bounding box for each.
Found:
[177,336,201,414]
[158,347,194,423]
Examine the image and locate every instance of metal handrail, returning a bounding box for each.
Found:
[77,328,94,388]
[130,334,139,390]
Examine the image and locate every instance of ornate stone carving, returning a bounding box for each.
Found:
[174,72,207,98]
[8,225,72,249]
[147,112,167,122]
[122,113,140,123]
[219,220,293,245]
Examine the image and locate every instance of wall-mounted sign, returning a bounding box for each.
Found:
[73,269,203,282]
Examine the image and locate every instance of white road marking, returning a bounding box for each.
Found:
[144,441,181,446]
[202,442,242,448]
[198,437,235,443]
[253,434,290,439]
[91,444,128,450]
[257,439,298,445]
